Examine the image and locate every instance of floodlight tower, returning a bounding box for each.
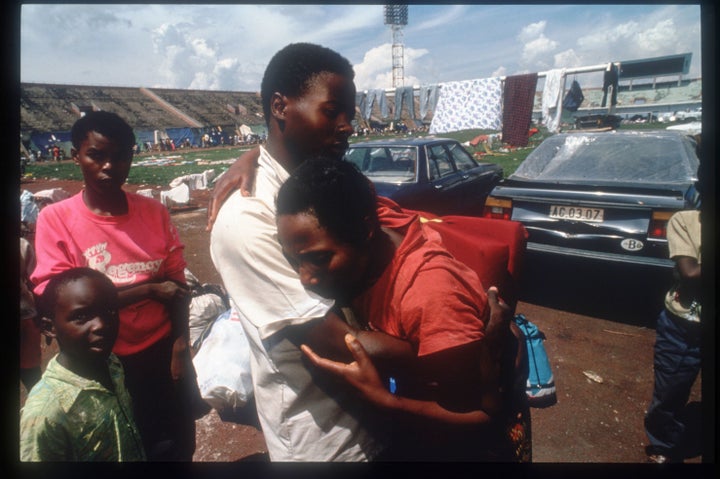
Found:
[384,4,408,88]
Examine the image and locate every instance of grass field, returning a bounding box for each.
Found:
[23,122,669,187]
[24,145,253,186]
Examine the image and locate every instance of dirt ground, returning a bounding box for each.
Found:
[19,177,706,464]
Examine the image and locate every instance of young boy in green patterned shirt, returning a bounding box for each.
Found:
[20,267,145,461]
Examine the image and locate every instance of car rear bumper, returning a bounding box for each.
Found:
[526,241,674,268]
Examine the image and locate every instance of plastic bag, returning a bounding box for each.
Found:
[185,268,229,348]
[513,314,557,407]
[20,190,39,224]
[192,308,253,412]
[189,293,228,348]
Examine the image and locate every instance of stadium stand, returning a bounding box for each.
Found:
[20,77,701,155]
[21,83,264,132]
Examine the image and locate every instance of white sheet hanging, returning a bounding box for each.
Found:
[541,69,566,133]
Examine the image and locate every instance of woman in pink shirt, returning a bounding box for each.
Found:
[31,111,203,461]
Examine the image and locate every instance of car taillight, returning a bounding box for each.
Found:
[483,197,512,220]
[649,211,674,239]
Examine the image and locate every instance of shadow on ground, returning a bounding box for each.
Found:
[518,253,672,328]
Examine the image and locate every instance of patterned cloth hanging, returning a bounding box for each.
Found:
[429,77,503,134]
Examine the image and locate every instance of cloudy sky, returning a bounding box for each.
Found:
[20,3,702,92]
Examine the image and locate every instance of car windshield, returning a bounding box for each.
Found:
[510,132,698,185]
[344,146,417,183]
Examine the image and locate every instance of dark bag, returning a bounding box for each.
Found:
[513,314,557,407]
[562,80,585,112]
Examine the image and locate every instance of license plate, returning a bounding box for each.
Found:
[549,205,604,222]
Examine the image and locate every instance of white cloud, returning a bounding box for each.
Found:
[492,66,507,78]
[197,58,236,91]
[577,18,682,62]
[518,21,548,43]
[145,5,386,90]
[522,36,559,66]
[516,20,559,70]
[151,21,244,90]
[554,49,583,69]
[577,22,637,51]
[151,23,183,52]
[353,43,428,90]
[634,19,679,54]
[190,38,218,60]
[353,44,391,90]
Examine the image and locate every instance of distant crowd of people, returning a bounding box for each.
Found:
[25,145,65,163]
[24,128,268,166]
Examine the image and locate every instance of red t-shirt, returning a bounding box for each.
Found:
[375,196,526,307]
[356,201,488,357]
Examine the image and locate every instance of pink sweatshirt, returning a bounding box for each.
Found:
[31,191,186,356]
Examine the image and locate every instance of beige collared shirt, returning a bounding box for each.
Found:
[664,210,701,322]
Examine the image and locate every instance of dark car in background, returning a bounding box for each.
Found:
[345,137,503,217]
[482,130,700,269]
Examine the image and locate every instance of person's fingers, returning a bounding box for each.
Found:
[239,175,254,197]
[343,333,372,366]
[486,285,512,339]
[206,189,228,231]
[240,147,260,196]
[300,344,348,376]
[487,285,499,304]
[487,285,508,309]
[207,147,260,223]
[206,196,219,231]
[300,343,321,364]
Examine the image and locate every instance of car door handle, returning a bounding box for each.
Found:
[434,184,444,189]
[462,175,470,179]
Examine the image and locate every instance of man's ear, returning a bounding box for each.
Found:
[363,215,378,242]
[38,316,57,339]
[270,92,288,121]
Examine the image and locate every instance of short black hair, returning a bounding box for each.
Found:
[71,111,135,152]
[38,267,117,321]
[260,43,355,126]
[277,158,378,246]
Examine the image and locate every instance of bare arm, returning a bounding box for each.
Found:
[206,147,261,231]
[674,256,701,305]
[301,286,513,426]
[167,291,193,381]
[676,256,701,282]
[475,286,513,405]
[116,279,190,309]
[302,334,493,427]
[117,279,192,380]
[299,307,416,377]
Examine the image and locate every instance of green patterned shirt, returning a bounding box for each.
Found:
[20,354,146,461]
